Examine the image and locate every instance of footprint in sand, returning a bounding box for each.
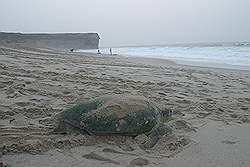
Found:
[119,144,135,152]
[82,152,120,165]
[171,120,197,132]
[222,140,239,145]
[102,148,136,156]
[128,158,149,167]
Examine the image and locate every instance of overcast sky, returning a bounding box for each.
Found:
[0,0,250,47]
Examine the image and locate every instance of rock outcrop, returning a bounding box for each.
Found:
[0,32,100,50]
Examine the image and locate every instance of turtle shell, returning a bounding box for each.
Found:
[55,95,161,136]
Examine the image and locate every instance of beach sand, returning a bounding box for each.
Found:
[0,46,250,167]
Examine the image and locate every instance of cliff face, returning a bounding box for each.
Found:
[0,32,100,50]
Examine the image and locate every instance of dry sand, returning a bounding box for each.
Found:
[0,46,250,167]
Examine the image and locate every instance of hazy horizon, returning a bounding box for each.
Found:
[1,0,250,47]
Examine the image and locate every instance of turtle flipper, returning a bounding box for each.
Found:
[140,124,172,150]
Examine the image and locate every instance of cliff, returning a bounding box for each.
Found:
[0,32,100,50]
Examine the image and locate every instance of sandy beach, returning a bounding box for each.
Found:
[0,46,250,167]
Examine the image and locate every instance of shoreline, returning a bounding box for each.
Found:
[84,52,250,72]
[78,50,250,72]
[121,54,250,72]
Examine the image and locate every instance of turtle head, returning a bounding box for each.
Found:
[49,113,69,134]
[50,110,92,135]
[49,107,81,134]
[50,118,90,135]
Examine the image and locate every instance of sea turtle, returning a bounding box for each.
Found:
[52,95,172,149]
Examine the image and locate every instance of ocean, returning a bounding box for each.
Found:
[79,44,250,70]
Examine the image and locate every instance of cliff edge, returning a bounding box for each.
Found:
[0,32,100,50]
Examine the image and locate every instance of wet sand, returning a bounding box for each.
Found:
[0,46,250,167]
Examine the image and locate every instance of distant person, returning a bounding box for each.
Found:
[109,48,112,55]
[97,49,101,54]
[70,48,74,52]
